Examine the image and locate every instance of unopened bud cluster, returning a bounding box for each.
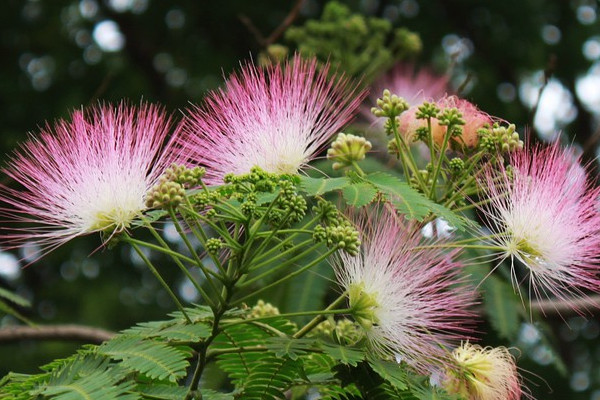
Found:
[146,164,206,209]
[327,132,372,170]
[479,123,523,153]
[371,89,409,119]
[250,300,280,318]
[313,221,360,256]
[146,178,186,209]
[206,238,224,255]
[312,318,362,345]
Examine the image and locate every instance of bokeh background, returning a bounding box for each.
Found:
[2,0,600,398]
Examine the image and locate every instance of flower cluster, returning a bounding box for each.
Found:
[0,102,175,260]
[332,205,477,372]
[174,55,365,184]
[479,144,600,310]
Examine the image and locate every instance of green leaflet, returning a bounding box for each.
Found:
[299,176,350,196]
[98,336,191,383]
[124,321,211,342]
[135,384,189,400]
[241,356,302,400]
[319,342,365,367]
[342,182,379,207]
[264,337,316,360]
[38,372,137,400]
[213,318,297,385]
[368,358,408,391]
[364,172,467,231]
[0,300,33,325]
[298,173,467,230]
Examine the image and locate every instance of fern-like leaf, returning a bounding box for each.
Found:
[39,371,138,400]
[264,337,316,360]
[319,342,364,367]
[240,356,302,400]
[214,318,296,385]
[98,336,191,383]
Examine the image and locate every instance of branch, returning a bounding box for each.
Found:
[530,295,600,316]
[0,324,115,344]
[238,0,305,48]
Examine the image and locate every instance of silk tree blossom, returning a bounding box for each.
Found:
[479,144,600,310]
[443,342,522,400]
[332,205,477,372]
[0,103,176,260]
[361,63,449,129]
[176,55,365,184]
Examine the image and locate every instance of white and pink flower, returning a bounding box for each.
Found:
[176,55,365,184]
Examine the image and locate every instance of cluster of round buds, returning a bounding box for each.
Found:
[313,199,341,225]
[206,237,224,255]
[448,157,465,175]
[371,89,410,119]
[146,164,206,210]
[275,180,307,226]
[313,221,361,256]
[249,299,280,318]
[163,164,206,188]
[478,123,523,154]
[312,318,362,345]
[146,179,186,209]
[327,132,372,170]
[223,166,280,194]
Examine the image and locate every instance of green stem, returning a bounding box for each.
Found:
[412,243,505,251]
[429,123,454,201]
[128,240,191,323]
[233,247,338,306]
[242,242,324,284]
[247,239,315,273]
[351,161,365,177]
[294,294,348,339]
[167,208,224,305]
[181,200,227,277]
[392,118,426,190]
[221,308,352,329]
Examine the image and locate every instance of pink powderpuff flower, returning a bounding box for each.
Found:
[443,342,523,400]
[175,55,365,184]
[398,95,493,147]
[0,102,176,261]
[332,204,477,373]
[361,63,449,129]
[479,144,600,311]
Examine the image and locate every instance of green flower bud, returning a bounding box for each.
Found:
[313,199,340,225]
[206,238,224,255]
[371,89,409,119]
[250,299,280,318]
[145,179,185,209]
[327,132,372,170]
